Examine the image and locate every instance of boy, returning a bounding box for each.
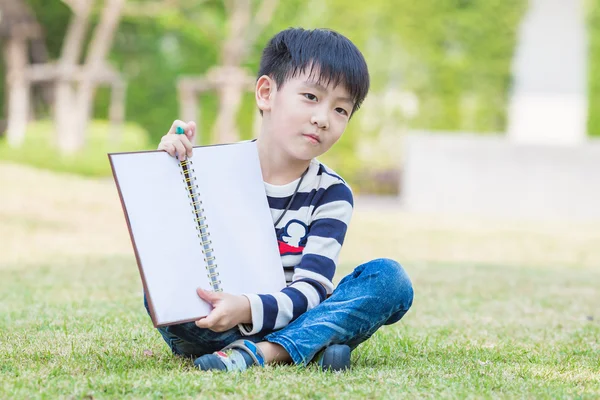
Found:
[152,27,413,372]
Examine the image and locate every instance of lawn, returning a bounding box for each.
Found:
[1,162,599,399]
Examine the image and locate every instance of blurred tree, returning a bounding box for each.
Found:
[105,0,304,143]
[176,0,279,144]
[2,0,126,153]
[0,0,44,145]
[2,0,530,161]
[53,0,126,154]
[104,0,226,142]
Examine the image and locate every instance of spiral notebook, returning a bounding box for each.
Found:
[108,141,286,327]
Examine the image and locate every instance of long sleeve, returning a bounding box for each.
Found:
[239,181,353,336]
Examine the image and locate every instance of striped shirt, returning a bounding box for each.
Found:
[239,158,353,336]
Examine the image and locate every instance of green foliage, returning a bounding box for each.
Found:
[246,0,528,189]
[25,0,71,59]
[104,3,223,142]
[10,0,600,188]
[390,0,527,133]
[5,0,529,189]
[588,0,600,137]
[278,0,526,134]
[0,120,150,176]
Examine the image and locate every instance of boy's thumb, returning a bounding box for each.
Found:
[197,288,217,303]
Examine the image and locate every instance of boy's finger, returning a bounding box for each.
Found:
[195,310,220,329]
[160,142,176,157]
[169,120,188,136]
[178,134,194,158]
[172,141,187,161]
[186,121,197,142]
[195,316,214,329]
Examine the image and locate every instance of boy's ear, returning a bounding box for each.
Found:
[256,75,275,112]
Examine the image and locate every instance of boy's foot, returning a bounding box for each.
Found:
[315,344,351,371]
[194,340,265,372]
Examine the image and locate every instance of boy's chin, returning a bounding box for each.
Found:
[288,145,323,161]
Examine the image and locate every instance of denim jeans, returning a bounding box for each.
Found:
[144,258,414,365]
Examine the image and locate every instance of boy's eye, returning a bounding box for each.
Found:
[303,93,317,101]
[336,108,349,116]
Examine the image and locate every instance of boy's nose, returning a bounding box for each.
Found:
[310,114,329,130]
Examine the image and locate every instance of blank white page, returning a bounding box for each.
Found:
[191,142,286,295]
[110,151,212,326]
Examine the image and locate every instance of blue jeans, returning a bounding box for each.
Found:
[144,258,414,365]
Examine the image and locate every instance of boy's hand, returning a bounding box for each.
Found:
[157,120,197,161]
[195,288,252,332]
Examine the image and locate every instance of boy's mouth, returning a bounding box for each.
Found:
[302,133,321,144]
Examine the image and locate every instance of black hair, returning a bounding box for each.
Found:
[257,27,370,116]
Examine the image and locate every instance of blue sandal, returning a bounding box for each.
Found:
[194,340,265,372]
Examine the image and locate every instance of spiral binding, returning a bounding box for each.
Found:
[179,159,222,292]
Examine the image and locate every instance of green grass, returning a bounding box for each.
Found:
[1,255,599,399]
[0,120,150,177]
[1,163,599,398]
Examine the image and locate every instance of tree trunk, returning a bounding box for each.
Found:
[31,36,53,116]
[211,0,278,144]
[214,83,243,143]
[222,0,251,66]
[108,78,126,147]
[74,0,125,149]
[178,85,200,144]
[55,0,93,154]
[4,37,29,148]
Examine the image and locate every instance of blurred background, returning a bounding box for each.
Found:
[2,3,599,396]
[1,0,599,266]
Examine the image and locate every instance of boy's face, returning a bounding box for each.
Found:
[257,69,354,161]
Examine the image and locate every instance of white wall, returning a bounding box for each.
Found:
[402,132,600,220]
[507,0,588,145]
